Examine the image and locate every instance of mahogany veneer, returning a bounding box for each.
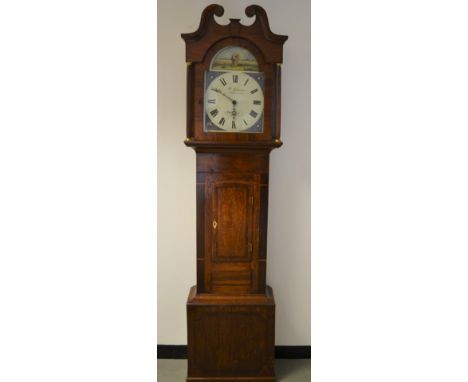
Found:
[182,5,287,381]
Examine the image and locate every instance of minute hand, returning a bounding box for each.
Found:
[212,88,237,104]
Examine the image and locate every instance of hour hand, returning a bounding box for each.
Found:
[212,88,236,104]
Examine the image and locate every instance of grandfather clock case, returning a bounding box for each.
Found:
[182,5,287,381]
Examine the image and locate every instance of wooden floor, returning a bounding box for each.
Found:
[157,359,311,381]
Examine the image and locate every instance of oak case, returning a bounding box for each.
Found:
[182,5,287,381]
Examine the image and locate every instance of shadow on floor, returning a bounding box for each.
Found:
[275,359,311,381]
[157,359,311,381]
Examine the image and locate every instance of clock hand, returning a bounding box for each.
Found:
[212,88,237,104]
[232,102,237,120]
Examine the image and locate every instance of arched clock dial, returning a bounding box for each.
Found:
[204,71,264,133]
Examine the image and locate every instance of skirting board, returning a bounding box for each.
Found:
[157,345,310,359]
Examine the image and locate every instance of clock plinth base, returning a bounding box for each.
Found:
[186,286,276,382]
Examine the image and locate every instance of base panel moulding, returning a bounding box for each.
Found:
[186,286,276,382]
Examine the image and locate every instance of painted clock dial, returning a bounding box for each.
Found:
[204,71,264,133]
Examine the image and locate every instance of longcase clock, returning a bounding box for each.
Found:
[181,4,287,381]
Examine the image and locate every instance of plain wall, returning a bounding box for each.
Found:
[157,0,310,346]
